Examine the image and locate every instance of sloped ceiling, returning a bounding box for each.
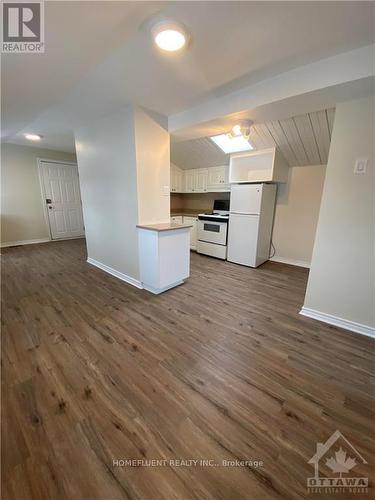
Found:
[171,108,335,169]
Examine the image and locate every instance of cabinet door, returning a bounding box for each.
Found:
[184,170,195,192]
[194,168,208,192]
[183,217,197,250]
[170,216,183,224]
[208,166,228,190]
[170,167,177,192]
[171,165,183,192]
[176,169,183,192]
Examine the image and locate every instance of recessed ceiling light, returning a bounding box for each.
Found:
[210,134,254,154]
[24,133,42,141]
[151,20,188,52]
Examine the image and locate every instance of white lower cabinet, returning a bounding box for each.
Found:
[170,216,183,224]
[171,216,197,249]
[182,216,198,250]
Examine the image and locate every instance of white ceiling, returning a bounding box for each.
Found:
[2,1,375,152]
[171,108,335,169]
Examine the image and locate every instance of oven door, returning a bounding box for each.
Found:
[197,220,227,245]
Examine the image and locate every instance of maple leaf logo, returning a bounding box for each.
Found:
[326,447,357,477]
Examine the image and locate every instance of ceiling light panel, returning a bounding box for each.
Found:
[210,134,254,154]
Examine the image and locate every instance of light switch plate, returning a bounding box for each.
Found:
[354,158,368,175]
[162,185,170,196]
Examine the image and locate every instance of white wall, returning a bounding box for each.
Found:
[75,105,170,284]
[1,143,77,245]
[271,165,326,267]
[134,107,170,225]
[303,96,375,332]
[75,107,140,280]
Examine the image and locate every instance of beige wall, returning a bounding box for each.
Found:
[303,96,375,330]
[1,143,77,245]
[272,165,326,267]
[135,107,170,225]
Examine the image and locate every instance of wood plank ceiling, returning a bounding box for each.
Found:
[171,108,335,169]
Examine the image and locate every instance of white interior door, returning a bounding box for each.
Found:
[40,161,85,240]
[227,213,259,267]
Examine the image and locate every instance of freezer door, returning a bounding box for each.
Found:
[229,184,263,214]
[227,213,259,267]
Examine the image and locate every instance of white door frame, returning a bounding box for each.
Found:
[37,158,84,241]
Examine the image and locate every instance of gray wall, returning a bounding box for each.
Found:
[1,143,77,245]
[303,96,375,329]
[75,106,140,280]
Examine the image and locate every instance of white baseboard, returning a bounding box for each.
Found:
[300,307,375,338]
[87,257,143,289]
[143,280,184,295]
[271,256,310,268]
[1,238,50,248]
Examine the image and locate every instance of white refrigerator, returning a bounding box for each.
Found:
[227,183,277,267]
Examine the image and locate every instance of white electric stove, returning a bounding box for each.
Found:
[197,200,229,260]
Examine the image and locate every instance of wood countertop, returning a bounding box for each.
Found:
[137,223,193,232]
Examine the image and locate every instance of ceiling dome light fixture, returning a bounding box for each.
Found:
[231,124,242,137]
[24,133,42,141]
[229,120,253,139]
[151,20,189,52]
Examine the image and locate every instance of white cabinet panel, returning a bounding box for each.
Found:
[170,216,183,224]
[195,168,208,192]
[184,168,208,193]
[182,216,197,250]
[184,170,195,192]
[207,165,229,191]
[171,165,183,193]
[229,148,288,183]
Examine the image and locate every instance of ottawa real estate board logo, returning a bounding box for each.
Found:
[1,1,44,53]
[307,430,369,494]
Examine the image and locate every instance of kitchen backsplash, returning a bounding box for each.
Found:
[170,192,230,211]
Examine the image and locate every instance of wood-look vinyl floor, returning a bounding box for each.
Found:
[1,239,374,500]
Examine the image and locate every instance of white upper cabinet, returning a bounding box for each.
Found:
[184,168,208,193]
[184,169,195,192]
[171,165,231,193]
[195,168,208,192]
[229,148,288,184]
[207,165,229,191]
[170,164,183,193]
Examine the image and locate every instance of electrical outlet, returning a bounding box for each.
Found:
[354,158,368,175]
